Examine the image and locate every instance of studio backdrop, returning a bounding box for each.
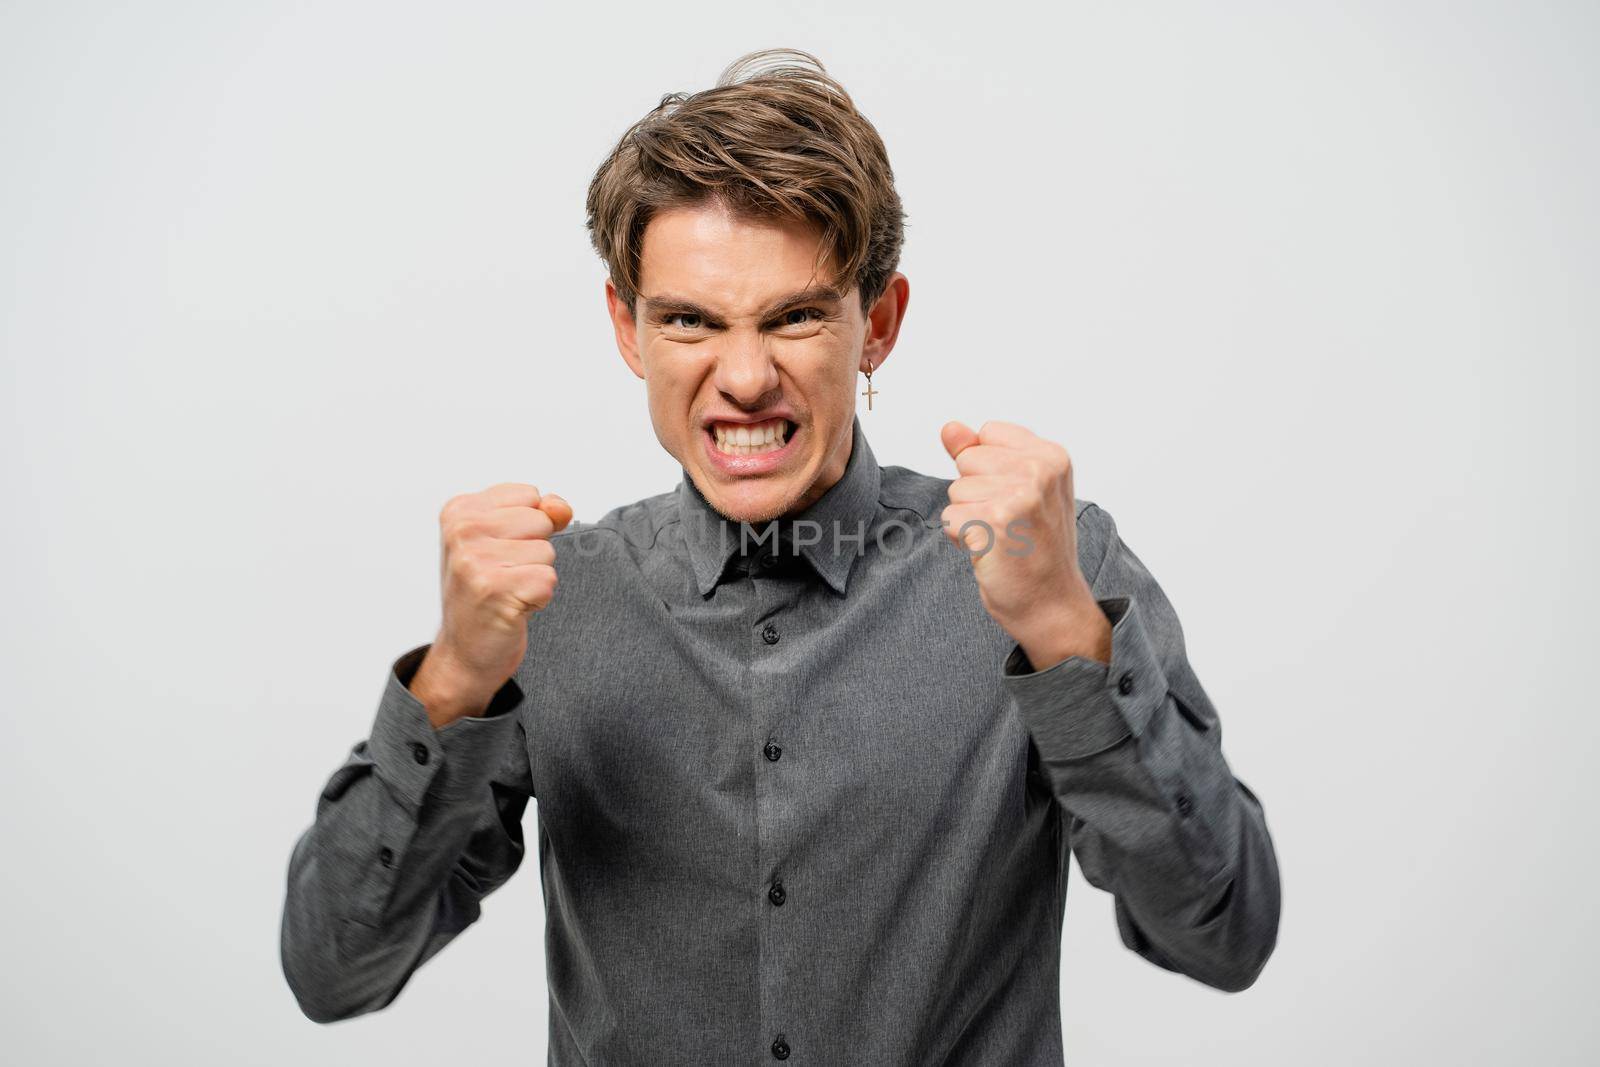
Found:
[1,2,1594,1064]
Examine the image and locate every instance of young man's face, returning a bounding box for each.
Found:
[606,199,908,524]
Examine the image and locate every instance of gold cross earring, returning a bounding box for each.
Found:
[861,361,879,411]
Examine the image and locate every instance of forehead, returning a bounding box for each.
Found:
[637,201,845,315]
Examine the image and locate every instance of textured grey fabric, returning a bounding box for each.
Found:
[281,415,1280,1063]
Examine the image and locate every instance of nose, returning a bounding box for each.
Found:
[712,335,782,409]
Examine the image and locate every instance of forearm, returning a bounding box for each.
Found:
[409,642,511,730]
[282,765,527,1021]
[1002,503,1281,991]
[1041,683,1280,991]
[281,766,440,1022]
[1013,595,1113,675]
[281,644,530,1022]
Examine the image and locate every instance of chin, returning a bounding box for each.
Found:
[679,418,825,524]
[704,484,791,525]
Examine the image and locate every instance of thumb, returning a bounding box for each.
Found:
[940,420,980,462]
[538,493,575,532]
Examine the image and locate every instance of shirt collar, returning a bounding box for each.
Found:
[675,414,882,597]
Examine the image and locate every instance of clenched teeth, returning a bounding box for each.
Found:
[711,418,790,456]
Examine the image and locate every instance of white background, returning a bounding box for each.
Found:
[2,1,1595,1063]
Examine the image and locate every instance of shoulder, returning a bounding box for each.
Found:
[548,486,678,567]
[876,462,949,523]
[878,461,1102,527]
[1071,498,1116,581]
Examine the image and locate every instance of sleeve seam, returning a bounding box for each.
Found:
[1081,503,1116,589]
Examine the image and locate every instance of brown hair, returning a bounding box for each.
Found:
[585,48,907,318]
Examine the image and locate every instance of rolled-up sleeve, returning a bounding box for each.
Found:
[281,643,532,1023]
[1000,503,1281,993]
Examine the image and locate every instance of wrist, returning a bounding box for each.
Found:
[1013,593,1111,673]
[409,643,502,729]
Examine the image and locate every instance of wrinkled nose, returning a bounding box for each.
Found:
[713,338,781,409]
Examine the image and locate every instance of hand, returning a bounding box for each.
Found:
[940,420,1110,671]
[412,483,572,726]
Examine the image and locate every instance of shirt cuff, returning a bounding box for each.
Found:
[1000,595,1171,760]
[369,643,525,812]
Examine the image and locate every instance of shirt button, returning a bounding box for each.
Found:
[771,1034,790,1060]
[1176,793,1194,816]
[1117,672,1134,695]
[761,624,780,645]
[378,846,395,867]
[410,742,430,765]
[768,880,786,906]
[764,740,782,762]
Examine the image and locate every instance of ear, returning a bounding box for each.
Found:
[861,272,910,371]
[605,278,646,380]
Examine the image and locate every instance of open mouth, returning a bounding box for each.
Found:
[706,416,798,458]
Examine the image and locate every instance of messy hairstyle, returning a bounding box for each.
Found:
[585,48,907,318]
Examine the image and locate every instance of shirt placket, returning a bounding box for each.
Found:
[746,543,802,1061]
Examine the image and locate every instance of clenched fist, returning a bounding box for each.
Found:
[410,483,572,728]
[940,420,1111,673]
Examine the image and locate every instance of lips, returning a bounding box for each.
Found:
[701,415,801,475]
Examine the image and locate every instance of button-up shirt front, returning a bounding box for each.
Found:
[281,416,1281,1063]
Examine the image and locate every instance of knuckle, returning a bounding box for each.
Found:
[491,600,526,626]
[456,555,494,597]
[521,568,557,608]
[442,521,477,556]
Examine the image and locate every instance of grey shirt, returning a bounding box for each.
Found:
[281,415,1280,1064]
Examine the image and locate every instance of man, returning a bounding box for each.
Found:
[281,48,1280,1064]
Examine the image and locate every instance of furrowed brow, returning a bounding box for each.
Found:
[640,285,845,323]
[640,294,718,319]
[757,285,845,319]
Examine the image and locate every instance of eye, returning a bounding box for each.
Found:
[778,307,823,328]
[664,312,704,330]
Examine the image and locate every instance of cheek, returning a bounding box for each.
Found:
[640,347,710,415]
[783,330,855,387]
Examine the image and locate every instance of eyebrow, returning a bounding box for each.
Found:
[639,285,845,323]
